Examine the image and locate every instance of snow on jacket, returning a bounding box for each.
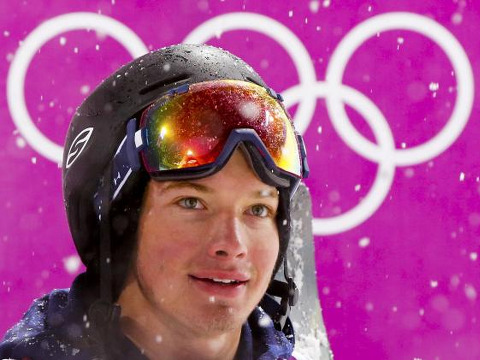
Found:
[0,273,295,359]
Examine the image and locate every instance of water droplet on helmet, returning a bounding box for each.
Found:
[104,103,113,113]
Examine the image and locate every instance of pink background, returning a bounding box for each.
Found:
[1,1,479,359]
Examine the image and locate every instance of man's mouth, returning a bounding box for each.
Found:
[189,273,250,298]
[190,275,247,286]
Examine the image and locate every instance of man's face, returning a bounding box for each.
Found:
[123,149,280,336]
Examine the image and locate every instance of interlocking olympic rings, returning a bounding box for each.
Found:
[6,11,474,235]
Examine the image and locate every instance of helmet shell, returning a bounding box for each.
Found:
[62,44,287,285]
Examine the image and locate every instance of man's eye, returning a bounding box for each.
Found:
[249,204,270,218]
[178,197,202,209]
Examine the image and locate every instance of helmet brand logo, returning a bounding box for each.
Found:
[66,127,94,168]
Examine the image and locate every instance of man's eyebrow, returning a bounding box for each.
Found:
[161,181,213,194]
[254,189,279,199]
[160,181,278,199]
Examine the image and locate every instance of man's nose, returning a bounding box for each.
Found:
[207,213,248,260]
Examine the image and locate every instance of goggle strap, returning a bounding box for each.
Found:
[126,118,143,171]
[111,119,145,200]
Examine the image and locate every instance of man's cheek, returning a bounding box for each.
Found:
[255,242,279,263]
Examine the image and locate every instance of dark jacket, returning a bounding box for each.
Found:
[0,273,295,359]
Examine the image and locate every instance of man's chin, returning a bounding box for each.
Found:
[189,303,248,335]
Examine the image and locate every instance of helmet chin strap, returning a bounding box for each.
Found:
[267,255,299,331]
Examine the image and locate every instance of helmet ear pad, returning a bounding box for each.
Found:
[108,168,150,301]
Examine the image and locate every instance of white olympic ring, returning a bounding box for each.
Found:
[6,11,474,235]
[326,12,475,166]
[6,12,148,163]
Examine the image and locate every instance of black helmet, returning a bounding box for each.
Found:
[62,43,307,330]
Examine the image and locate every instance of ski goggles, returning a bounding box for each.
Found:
[112,80,309,199]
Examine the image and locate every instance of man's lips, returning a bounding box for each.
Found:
[190,270,250,283]
[189,271,250,297]
[189,275,248,286]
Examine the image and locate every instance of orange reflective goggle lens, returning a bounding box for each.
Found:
[139,80,305,179]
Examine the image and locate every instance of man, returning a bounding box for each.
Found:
[0,44,309,359]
